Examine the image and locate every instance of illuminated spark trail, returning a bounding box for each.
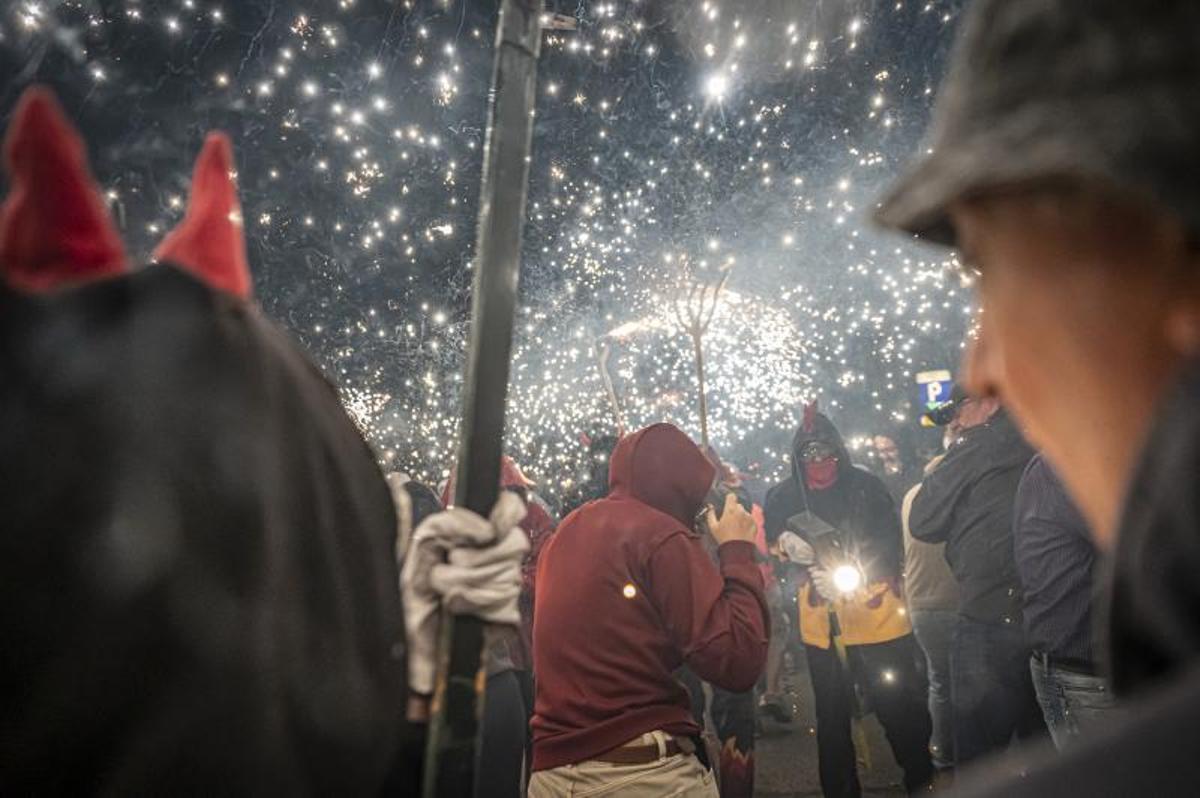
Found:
[0,0,970,501]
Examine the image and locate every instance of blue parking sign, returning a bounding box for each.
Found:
[916,369,954,410]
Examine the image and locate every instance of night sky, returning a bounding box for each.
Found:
[1,0,970,502]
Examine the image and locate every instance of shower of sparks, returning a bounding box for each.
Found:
[0,0,970,503]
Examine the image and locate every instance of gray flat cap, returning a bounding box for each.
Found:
[876,0,1200,247]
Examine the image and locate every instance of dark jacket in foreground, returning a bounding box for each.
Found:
[0,92,406,794]
[959,362,1200,796]
[909,410,1034,623]
[0,269,405,794]
[1105,361,1200,696]
[531,424,768,772]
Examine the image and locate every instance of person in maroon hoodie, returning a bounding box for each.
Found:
[529,423,769,797]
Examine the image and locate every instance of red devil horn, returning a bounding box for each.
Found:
[0,87,126,291]
[154,133,252,298]
[803,400,819,434]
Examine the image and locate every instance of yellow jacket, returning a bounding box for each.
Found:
[798,579,912,649]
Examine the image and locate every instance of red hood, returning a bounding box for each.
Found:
[609,424,715,526]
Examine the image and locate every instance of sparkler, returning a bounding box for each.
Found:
[0,0,971,503]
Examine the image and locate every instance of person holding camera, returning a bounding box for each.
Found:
[765,403,933,798]
[529,423,768,797]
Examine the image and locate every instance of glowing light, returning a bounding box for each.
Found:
[622,583,637,599]
[704,73,729,99]
[833,564,863,594]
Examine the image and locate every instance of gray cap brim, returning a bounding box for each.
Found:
[874,151,963,248]
[874,103,1151,249]
[874,0,1200,249]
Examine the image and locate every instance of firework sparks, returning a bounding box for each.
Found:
[0,0,970,501]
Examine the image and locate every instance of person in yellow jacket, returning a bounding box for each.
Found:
[765,403,932,797]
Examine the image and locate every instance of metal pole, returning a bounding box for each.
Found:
[693,334,709,447]
[597,339,626,435]
[422,1,541,795]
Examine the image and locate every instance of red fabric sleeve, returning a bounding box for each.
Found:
[521,503,556,600]
[646,535,769,692]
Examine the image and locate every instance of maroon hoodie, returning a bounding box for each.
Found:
[531,424,769,771]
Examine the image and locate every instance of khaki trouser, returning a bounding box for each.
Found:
[528,731,718,798]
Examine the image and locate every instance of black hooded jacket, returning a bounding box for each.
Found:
[909,409,1034,623]
[764,411,903,585]
[0,268,407,794]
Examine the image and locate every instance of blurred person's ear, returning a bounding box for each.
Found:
[962,311,999,401]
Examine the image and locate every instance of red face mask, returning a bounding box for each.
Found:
[805,459,839,490]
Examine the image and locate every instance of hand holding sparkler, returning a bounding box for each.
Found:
[809,567,839,602]
[809,563,865,603]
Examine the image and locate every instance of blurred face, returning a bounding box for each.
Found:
[952,396,999,432]
[800,440,840,490]
[872,435,901,473]
[951,191,1200,548]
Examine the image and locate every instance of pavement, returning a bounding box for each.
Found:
[753,649,908,798]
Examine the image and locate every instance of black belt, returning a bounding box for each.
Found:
[1032,650,1097,676]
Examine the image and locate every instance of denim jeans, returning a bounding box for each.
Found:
[910,609,957,769]
[951,617,1047,765]
[1029,655,1121,750]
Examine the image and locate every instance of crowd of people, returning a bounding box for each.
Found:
[4,0,1200,795]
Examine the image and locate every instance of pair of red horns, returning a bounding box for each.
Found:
[0,87,252,298]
